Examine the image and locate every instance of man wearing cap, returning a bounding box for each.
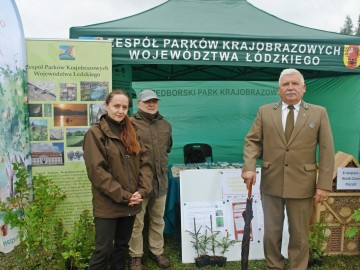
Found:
[128,89,173,270]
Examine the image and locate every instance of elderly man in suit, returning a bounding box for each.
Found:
[241,68,335,270]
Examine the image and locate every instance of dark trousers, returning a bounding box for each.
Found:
[89,216,136,270]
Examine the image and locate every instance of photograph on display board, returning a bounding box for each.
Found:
[30,119,48,141]
[50,128,64,141]
[65,128,88,147]
[66,148,84,162]
[215,209,225,228]
[30,142,64,166]
[80,81,109,101]
[89,103,106,126]
[53,103,88,127]
[44,104,52,117]
[60,82,77,101]
[28,103,43,117]
[28,81,56,101]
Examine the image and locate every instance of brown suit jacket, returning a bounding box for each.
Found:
[242,101,335,198]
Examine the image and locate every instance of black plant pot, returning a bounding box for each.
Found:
[308,257,324,267]
[194,255,210,268]
[209,255,227,267]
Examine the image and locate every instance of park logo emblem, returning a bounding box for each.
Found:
[59,45,76,60]
[343,45,360,69]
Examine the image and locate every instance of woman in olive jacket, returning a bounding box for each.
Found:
[83,90,152,270]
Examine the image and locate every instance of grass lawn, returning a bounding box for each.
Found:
[1,234,359,270]
[161,234,359,270]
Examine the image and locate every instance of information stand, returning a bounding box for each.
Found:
[179,168,289,263]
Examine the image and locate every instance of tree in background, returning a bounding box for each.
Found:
[355,15,360,36]
[340,15,354,35]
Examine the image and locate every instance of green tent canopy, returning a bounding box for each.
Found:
[70,0,360,81]
[70,0,360,162]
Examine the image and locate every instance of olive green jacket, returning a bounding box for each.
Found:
[131,110,173,197]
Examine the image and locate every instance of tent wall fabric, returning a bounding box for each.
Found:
[132,76,360,163]
[69,0,360,161]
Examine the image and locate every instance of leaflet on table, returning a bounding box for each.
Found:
[170,162,245,178]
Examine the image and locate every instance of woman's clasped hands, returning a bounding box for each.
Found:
[128,191,143,206]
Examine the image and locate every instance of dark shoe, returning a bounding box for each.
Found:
[128,257,142,270]
[149,253,170,269]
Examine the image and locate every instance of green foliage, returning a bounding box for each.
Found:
[2,233,360,269]
[0,163,66,269]
[345,209,360,238]
[61,209,95,270]
[188,215,238,259]
[187,218,202,258]
[309,218,328,260]
[198,230,211,256]
[206,215,220,256]
[215,231,239,257]
[0,163,96,270]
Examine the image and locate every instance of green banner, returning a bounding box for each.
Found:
[134,76,360,164]
[26,39,112,232]
[81,36,360,73]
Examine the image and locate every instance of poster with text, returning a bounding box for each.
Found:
[26,39,112,232]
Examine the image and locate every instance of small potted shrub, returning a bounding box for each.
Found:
[215,231,239,267]
[196,229,211,267]
[206,215,223,267]
[187,218,210,268]
[206,215,239,267]
[188,215,239,268]
[308,218,328,267]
